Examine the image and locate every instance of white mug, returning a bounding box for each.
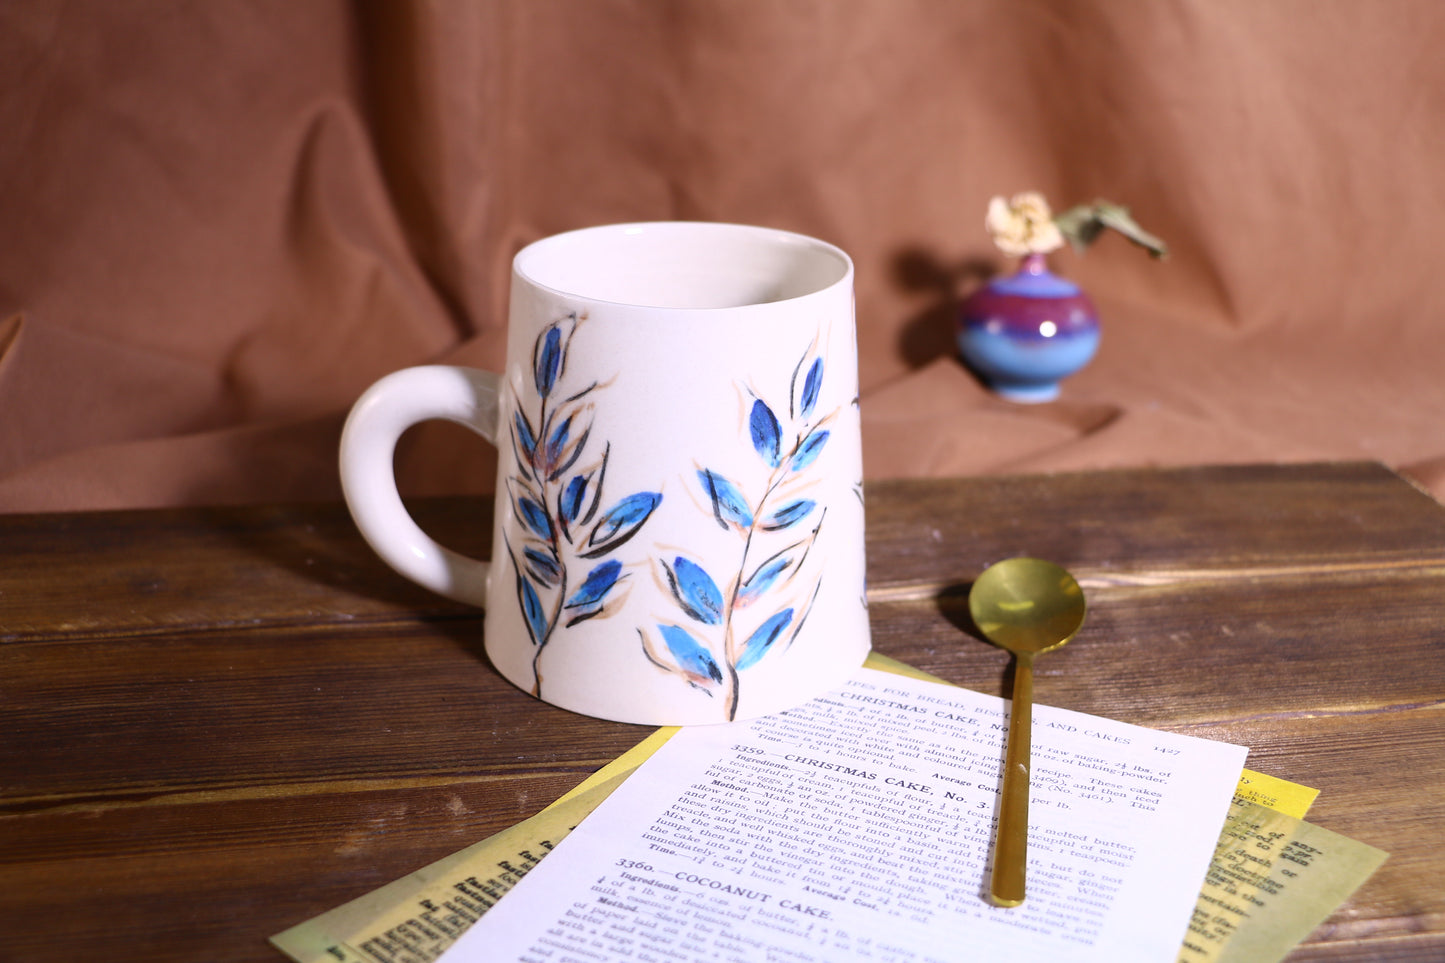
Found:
[339,222,870,724]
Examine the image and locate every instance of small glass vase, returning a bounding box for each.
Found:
[956,253,1100,403]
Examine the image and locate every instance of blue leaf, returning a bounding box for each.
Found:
[517,574,549,646]
[737,548,796,607]
[544,416,570,463]
[567,559,622,609]
[534,325,562,397]
[750,399,782,468]
[762,499,815,531]
[524,546,561,587]
[541,416,591,481]
[697,470,753,529]
[790,429,829,472]
[583,491,662,558]
[559,474,589,527]
[517,496,553,540]
[513,411,538,463]
[736,609,794,671]
[667,557,723,625]
[659,624,723,685]
[564,560,624,627]
[800,358,824,417]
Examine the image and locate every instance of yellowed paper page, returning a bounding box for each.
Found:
[1176,797,1387,963]
[1232,768,1318,820]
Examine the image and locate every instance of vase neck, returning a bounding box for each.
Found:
[1020,253,1050,275]
[988,252,1081,297]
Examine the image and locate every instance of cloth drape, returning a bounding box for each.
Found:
[3,1,1443,511]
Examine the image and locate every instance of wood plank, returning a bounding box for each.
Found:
[6,566,1440,804]
[869,566,1445,727]
[0,621,651,807]
[4,462,1441,644]
[0,783,576,963]
[0,499,488,642]
[864,461,1445,596]
[1290,936,1445,962]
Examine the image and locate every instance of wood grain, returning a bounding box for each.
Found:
[1,461,1441,961]
[0,500,487,642]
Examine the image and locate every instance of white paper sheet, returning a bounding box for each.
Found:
[444,667,1247,962]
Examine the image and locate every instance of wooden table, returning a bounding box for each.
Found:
[2,462,1442,961]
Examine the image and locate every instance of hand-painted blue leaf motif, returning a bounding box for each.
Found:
[543,416,570,464]
[543,416,591,481]
[659,624,723,685]
[750,399,782,468]
[524,546,561,587]
[564,559,624,626]
[534,325,562,397]
[517,496,552,540]
[583,491,662,558]
[567,559,622,609]
[790,429,830,472]
[559,474,589,527]
[736,608,794,671]
[517,573,548,646]
[800,358,824,417]
[513,411,538,463]
[697,470,752,530]
[736,547,796,607]
[762,499,815,531]
[667,557,723,625]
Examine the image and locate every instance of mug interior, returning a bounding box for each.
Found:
[514,222,851,310]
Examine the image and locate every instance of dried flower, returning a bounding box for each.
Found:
[985,191,1169,260]
[985,191,1065,256]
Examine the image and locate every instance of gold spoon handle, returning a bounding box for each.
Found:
[990,652,1033,906]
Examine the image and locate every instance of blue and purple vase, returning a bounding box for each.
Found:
[956,253,1099,403]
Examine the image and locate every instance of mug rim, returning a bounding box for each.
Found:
[512,221,853,312]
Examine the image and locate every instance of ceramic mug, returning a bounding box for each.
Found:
[339,222,870,724]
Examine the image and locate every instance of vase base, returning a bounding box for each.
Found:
[990,382,1061,404]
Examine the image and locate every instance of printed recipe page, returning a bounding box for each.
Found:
[443,667,1247,963]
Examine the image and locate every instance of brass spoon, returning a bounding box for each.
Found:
[969,557,1087,907]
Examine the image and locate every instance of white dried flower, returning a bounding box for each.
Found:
[985,191,1065,256]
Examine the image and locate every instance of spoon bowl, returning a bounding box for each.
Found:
[970,557,1087,657]
[968,557,1086,907]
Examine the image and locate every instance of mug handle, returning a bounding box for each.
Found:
[339,365,500,606]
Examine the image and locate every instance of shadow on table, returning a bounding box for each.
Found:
[199,497,496,667]
[933,580,1019,700]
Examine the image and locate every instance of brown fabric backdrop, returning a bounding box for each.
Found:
[3,0,1443,513]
